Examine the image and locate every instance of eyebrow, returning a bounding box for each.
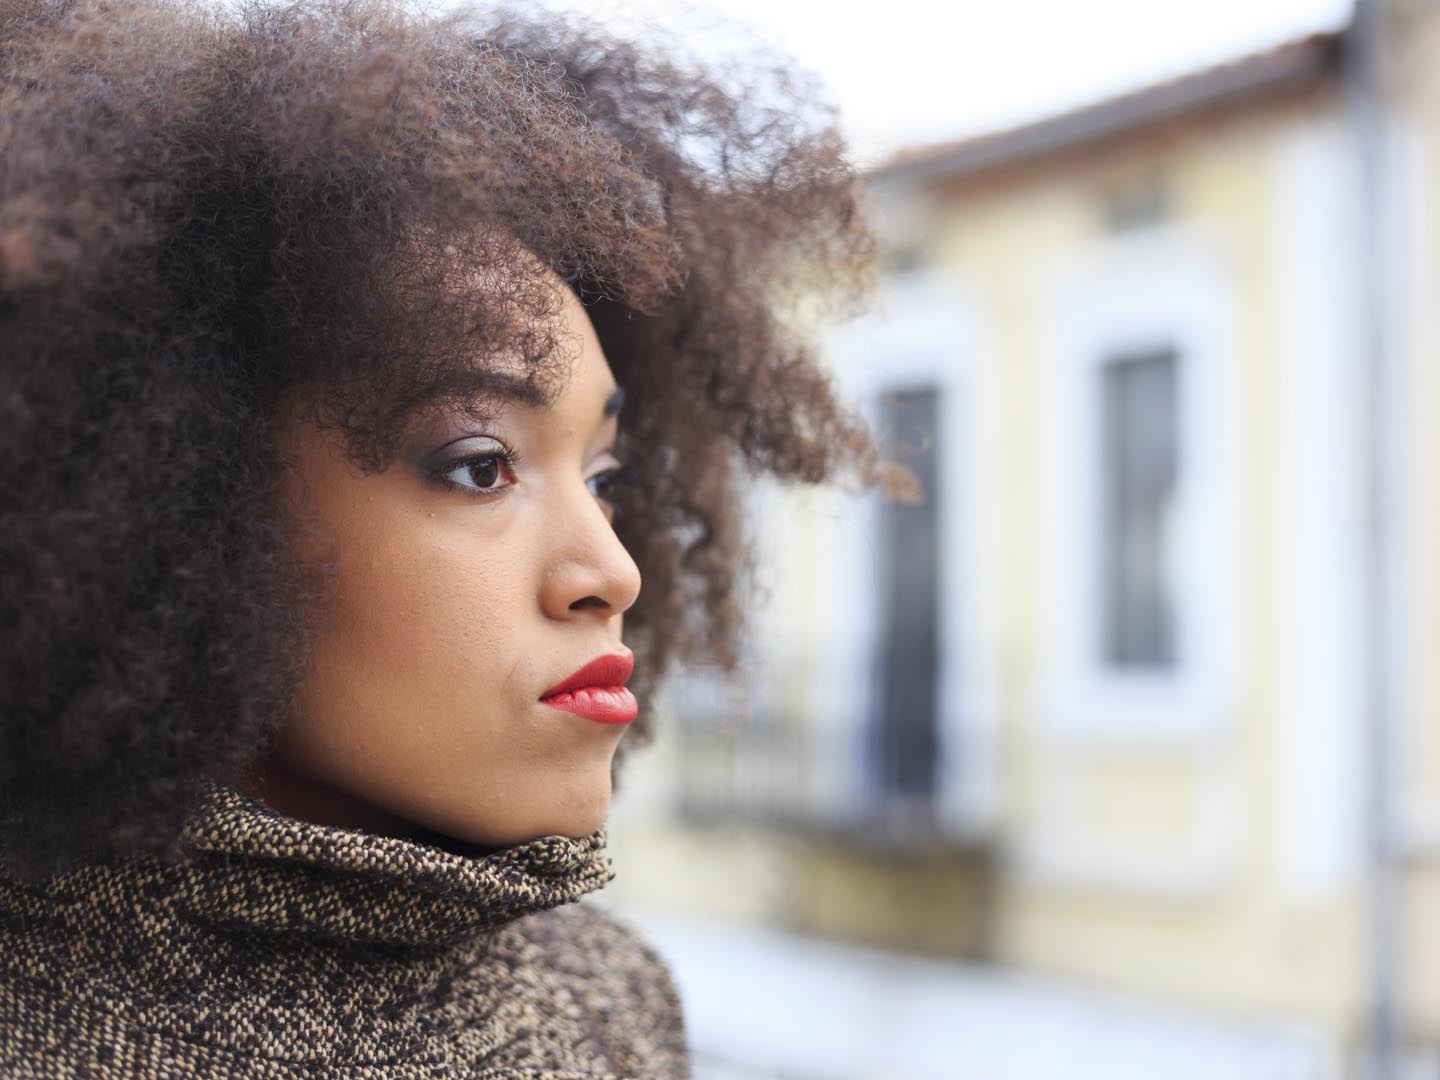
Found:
[438,371,550,412]
[603,385,625,419]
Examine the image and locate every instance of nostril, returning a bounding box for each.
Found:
[569,595,609,612]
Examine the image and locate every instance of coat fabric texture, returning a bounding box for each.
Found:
[0,783,690,1078]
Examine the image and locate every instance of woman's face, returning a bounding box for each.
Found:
[246,282,642,849]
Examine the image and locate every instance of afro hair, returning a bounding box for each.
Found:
[0,0,881,878]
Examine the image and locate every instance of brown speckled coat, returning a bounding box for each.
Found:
[0,785,689,1078]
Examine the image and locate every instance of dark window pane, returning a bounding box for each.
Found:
[872,387,942,802]
[1101,350,1179,668]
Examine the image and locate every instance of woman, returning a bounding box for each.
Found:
[0,0,880,1074]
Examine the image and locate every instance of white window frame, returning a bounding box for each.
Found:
[1036,227,1243,746]
[816,271,1002,838]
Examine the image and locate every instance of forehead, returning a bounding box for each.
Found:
[545,285,622,418]
[429,280,622,418]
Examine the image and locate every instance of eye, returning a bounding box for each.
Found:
[436,446,520,496]
[586,462,633,508]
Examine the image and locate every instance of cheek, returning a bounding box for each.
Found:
[293,493,537,752]
[368,536,518,671]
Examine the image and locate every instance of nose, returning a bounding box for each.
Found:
[539,486,642,621]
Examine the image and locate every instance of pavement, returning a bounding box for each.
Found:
[599,906,1342,1080]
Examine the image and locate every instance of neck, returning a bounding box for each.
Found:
[234,759,420,841]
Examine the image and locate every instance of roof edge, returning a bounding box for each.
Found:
[869,30,1346,184]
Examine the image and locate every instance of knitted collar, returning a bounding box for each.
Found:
[168,782,614,948]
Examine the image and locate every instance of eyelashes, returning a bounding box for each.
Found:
[434,445,523,495]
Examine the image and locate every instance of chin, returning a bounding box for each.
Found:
[531,780,613,841]
[446,774,613,849]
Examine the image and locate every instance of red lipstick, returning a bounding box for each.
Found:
[539,652,637,725]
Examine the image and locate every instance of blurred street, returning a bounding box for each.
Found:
[607,907,1337,1080]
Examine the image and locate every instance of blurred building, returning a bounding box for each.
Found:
[604,4,1440,1078]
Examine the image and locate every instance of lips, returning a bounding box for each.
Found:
[539,651,637,725]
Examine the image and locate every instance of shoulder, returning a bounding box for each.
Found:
[509,901,690,1079]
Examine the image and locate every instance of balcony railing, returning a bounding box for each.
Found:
[667,690,985,855]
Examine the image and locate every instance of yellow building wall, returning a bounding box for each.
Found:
[916,91,1366,1034]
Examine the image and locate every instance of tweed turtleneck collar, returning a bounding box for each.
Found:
[173,782,615,947]
[0,778,691,1077]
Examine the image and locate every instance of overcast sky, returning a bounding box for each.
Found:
[546,0,1353,165]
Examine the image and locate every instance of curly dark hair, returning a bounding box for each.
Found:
[0,0,881,878]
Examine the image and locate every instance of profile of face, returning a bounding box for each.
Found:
[245,280,642,850]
